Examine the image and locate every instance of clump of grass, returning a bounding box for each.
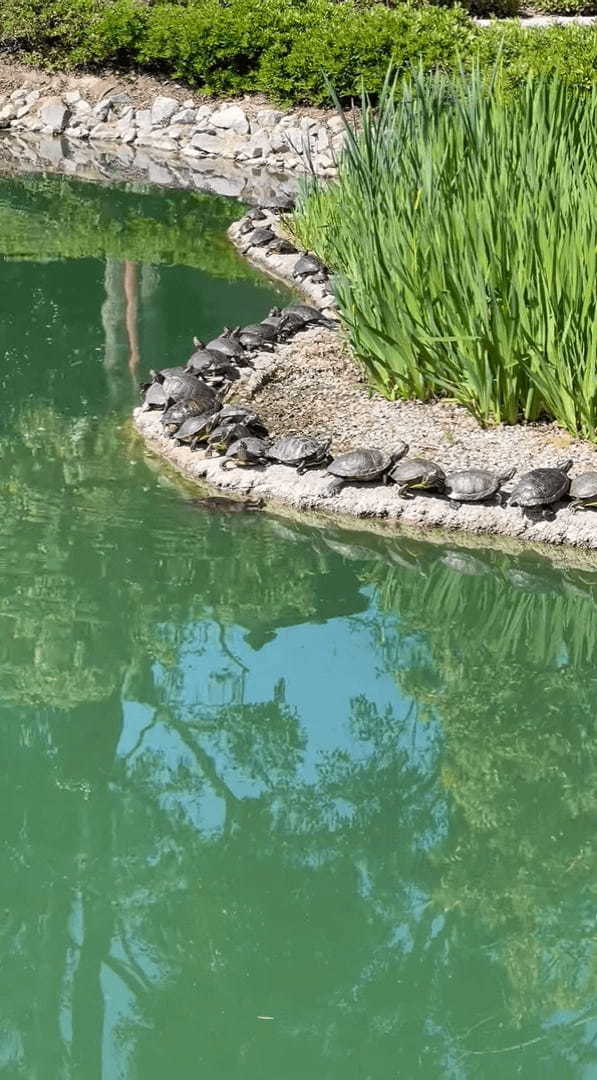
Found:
[291,70,597,437]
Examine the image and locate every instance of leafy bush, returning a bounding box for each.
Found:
[1,0,597,103]
[291,71,597,436]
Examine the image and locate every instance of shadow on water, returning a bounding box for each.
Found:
[2,171,597,1080]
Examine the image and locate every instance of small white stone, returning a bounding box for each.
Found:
[25,90,40,107]
[211,105,249,135]
[171,108,196,125]
[10,88,28,102]
[73,99,92,114]
[0,103,18,123]
[182,98,195,109]
[136,108,152,130]
[64,90,82,105]
[256,108,283,129]
[151,95,178,126]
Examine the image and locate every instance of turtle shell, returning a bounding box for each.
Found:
[268,435,329,466]
[293,253,325,279]
[162,372,216,406]
[225,436,269,462]
[445,468,502,502]
[205,331,244,359]
[508,465,571,508]
[327,448,393,481]
[569,471,597,501]
[175,412,217,442]
[143,382,167,409]
[247,226,276,247]
[390,457,445,490]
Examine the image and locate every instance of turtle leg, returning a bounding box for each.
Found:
[326,478,346,496]
[451,501,462,510]
[542,506,557,522]
[397,485,414,500]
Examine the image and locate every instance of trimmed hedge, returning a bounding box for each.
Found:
[0,0,596,103]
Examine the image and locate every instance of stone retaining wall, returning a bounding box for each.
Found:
[0,86,345,179]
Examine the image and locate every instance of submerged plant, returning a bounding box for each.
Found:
[291,70,597,437]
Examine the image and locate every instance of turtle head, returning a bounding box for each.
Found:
[192,336,205,349]
[498,467,516,484]
[390,443,409,465]
[556,459,573,473]
[268,306,281,317]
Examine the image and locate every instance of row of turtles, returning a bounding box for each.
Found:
[239,207,328,284]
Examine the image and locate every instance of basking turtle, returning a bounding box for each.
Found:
[246,226,276,248]
[444,467,515,508]
[568,471,597,512]
[222,437,271,468]
[205,328,246,362]
[161,398,210,435]
[142,382,167,410]
[508,460,572,520]
[293,253,327,280]
[326,445,409,495]
[389,457,445,498]
[267,435,332,474]
[206,405,267,434]
[150,365,187,383]
[246,206,268,222]
[206,422,255,455]
[278,303,337,337]
[174,411,219,449]
[238,322,277,350]
[261,307,286,333]
[267,237,298,255]
[162,371,217,408]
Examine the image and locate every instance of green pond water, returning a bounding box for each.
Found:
[2,172,597,1080]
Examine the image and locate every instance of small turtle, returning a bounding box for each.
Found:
[568,472,597,512]
[174,411,219,449]
[444,467,515,508]
[261,307,286,332]
[206,405,266,434]
[206,422,254,455]
[205,327,246,362]
[142,382,167,410]
[279,303,337,337]
[389,457,445,498]
[149,365,187,383]
[267,435,332,474]
[325,445,409,495]
[267,237,299,256]
[293,253,327,280]
[238,322,277,350]
[187,495,264,513]
[508,460,572,520]
[222,437,271,468]
[246,226,276,248]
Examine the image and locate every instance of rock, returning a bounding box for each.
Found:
[136,109,152,130]
[191,131,248,157]
[171,108,196,125]
[148,162,175,185]
[315,127,331,152]
[163,124,188,141]
[64,91,82,105]
[194,105,213,130]
[73,99,92,114]
[270,129,291,153]
[257,109,284,129]
[119,125,137,145]
[15,104,33,119]
[39,98,70,134]
[0,103,18,125]
[151,95,178,126]
[211,105,249,135]
[182,98,195,109]
[25,90,40,107]
[10,89,28,102]
[243,132,272,160]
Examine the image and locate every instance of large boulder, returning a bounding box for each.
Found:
[151,95,178,126]
[211,105,249,135]
[38,96,70,134]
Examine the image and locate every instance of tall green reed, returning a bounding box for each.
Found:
[291,69,597,436]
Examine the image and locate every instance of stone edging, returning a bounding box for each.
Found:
[0,85,344,179]
[133,207,597,554]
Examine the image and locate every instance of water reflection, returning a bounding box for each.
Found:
[2,173,597,1079]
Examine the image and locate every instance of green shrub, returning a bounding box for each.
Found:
[291,71,597,436]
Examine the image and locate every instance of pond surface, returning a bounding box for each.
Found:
[2,173,597,1080]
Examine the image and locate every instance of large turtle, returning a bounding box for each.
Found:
[444,467,515,508]
[206,405,266,433]
[150,365,187,383]
[206,422,255,455]
[568,472,597,512]
[267,435,332,473]
[267,237,298,256]
[161,372,218,410]
[238,322,277,351]
[174,411,219,449]
[246,225,276,247]
[508,460,572,520]
[278,303,337,337]
[161,397,216,435]
[389,457,445,498]
[205,328,246,362]
[142,382,167,410]
[293,253,327,281]
[325,445,409,495]
[221,437,271,468]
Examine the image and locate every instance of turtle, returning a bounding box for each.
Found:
[444,467,515,508]
[293,253,327,280]
[161,397,216,435]
[206,405,266,434]
[388,457,445,498]
[174,411,220,449]
[325,445,409,495]
[205,328,246,362]
[206,422,255,455]
[142,382,167,410]
[149,365,187,384]
[278,304,337,337]
[508,460,573,520]
[161,371,216,408]
[187,495,265,513]
[221,437,271,468]
[440,551,494,577]
[261,307,286,333]
[568,471,597,512]
[238,322,277,350]
[267,237,299,256]
[267,435,332,474]
[246,206,268,222]
[246,226,276,248]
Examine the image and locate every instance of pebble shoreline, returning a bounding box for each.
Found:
[134,207,597,554]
